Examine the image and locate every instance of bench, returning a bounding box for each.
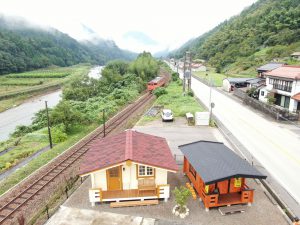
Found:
[219,205,247,215]
[110,200,159,208]
[138,179,156,195]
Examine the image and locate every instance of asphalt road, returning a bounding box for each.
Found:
[170,64,300,209]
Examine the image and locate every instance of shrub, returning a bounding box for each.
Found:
[267,96,276,105]
[172,186,191,211]
[52,125,68,143]
[153,87,167,97]
[187,91,194,97]
[172,72,179,81]
[12,125,32,137]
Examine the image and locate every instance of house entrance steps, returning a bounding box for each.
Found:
[218,204,247,215]
[186,183,197,200]
[110,199,159,208]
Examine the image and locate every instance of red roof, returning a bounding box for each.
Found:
[265,65,300,80]
[292,92,300,101]
[79,130,178,175]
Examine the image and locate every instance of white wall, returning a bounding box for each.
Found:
[259,87,268,103]
[155,168,168,185]
[222,79,231,92]
[93,170,107,191]
[122,162,138,190]
[90,162,169,191]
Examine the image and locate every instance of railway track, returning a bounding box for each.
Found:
[0,92,154,225]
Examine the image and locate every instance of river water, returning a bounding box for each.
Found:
[0,66,103,141]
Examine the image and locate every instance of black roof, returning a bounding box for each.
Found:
[257,63,284,72]
[179,141,267,185]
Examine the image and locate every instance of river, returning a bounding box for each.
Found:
[0,66,103,141]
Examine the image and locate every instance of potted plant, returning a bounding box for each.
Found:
[172,186,191,218]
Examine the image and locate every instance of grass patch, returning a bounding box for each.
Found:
[194,70,256,87]
[138,81,204,125]
[0,124,97,195]
[0,130,50,173]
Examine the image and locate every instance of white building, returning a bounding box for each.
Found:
[258,66,300,112]
[79,129,178,206]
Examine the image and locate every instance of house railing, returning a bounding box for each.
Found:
[273,84,292,92]
[157,184,170,199]
[200,188,219,208]
[200,184,254,208]
[89,188,102,203]
[241,184,254,203]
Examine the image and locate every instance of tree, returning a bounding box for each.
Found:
[50,101,83,132]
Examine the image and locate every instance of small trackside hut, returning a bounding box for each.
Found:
[179,141,267,211]
[79,129,178,206]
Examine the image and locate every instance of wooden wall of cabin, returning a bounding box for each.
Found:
[183,158,214,196]
[215,178,245,194]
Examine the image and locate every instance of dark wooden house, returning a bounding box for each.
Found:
[179,141,267,211]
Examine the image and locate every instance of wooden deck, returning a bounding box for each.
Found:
[102,189,157,200]
[218,193,241,205]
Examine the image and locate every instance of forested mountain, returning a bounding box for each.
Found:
[170,0,300,74]
[0,16,136,75]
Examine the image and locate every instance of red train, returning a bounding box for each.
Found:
[147,76,165,91]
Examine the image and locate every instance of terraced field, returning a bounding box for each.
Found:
[0,64,91,112]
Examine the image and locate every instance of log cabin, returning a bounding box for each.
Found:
[179,141,267,211]
[79,129,178,206]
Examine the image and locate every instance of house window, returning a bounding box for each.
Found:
[138,165,154,177]
[261,91,264,96]
[189,163,196,179]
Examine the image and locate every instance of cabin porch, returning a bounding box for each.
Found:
[199,184,254,210]
[89,185,170,206]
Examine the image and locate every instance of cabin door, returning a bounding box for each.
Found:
[107,166,122,191]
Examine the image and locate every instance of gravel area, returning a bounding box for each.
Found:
[61,118,288,225]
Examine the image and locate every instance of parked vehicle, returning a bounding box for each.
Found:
[161,109,173,122]
[147,76,165,91]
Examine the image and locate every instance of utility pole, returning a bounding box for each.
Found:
[102,109,106,138]
[183,55,186,94]
[183,51,192,94]
[45,101,53,149]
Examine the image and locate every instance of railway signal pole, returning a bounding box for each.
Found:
[45,101,53,149]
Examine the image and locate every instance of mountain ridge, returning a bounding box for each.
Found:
[0,15,136,75]
[170,0,300,74]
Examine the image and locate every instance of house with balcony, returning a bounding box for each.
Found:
[79,129,178,206]
[179,141,266,211]
[258,66,300,113]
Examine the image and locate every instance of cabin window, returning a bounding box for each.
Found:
[189,163,196,179]
[137,165,154,177]
[261,91,264,96]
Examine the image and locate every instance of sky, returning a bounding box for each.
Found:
[0,0,258,53]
